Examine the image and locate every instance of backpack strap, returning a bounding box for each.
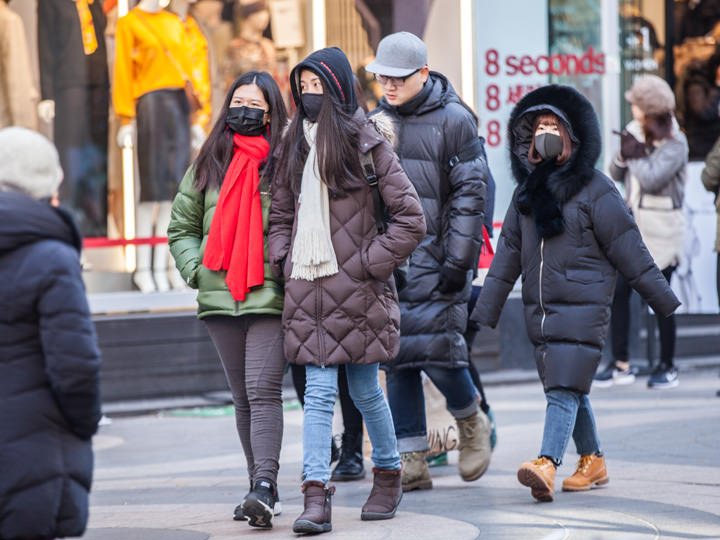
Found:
[443,136,485,173]
[359,149,387,234]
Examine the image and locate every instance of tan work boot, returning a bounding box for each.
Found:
[562,454,609,491]
[517,457,556,502]
[400,451,432,492]
[456,410,492,481]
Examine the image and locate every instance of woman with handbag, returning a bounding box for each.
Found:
[267,47,426,534]
[168,71,288,529]
[595,75,689,389]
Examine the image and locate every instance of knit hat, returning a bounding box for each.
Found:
[290,47,358,115]
[624,74,676,115]
[0,127,63,199]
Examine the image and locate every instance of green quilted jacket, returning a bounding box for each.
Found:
[168,166,284,319]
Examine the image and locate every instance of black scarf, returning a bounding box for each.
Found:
[516,159,564,239]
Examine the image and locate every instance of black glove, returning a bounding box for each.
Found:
[619,130,648,160]
[437,264,468,294]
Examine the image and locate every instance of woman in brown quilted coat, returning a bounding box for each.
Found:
[268,47,426,534]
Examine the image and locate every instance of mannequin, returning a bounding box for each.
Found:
[191,0,234,117]
[38,0,110,237]
[223,0,277,88]
[114,0,210,292]
[0,0,38,129]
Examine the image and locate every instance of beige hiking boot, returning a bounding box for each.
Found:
[562,454,609,491]
[400,451,432,492]
[517,457,556,502]
[456,410,492,481]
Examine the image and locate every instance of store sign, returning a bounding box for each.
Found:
[474,0,549,223]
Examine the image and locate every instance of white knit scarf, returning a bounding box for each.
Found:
[290,121,338,281]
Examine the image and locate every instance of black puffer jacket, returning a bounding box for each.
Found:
[372,72,488,370]
[471,85,680,394]
[0,192,101,540]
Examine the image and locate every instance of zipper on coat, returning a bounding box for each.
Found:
[317,278,326,368]
[234,300,240,315]
[539,238,546,339]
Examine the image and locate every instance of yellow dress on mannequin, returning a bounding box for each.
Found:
[113,5,210,293]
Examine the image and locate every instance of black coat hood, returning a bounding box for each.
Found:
[0,191,81,256]
[509,84,602,205]
[290,47,358,114]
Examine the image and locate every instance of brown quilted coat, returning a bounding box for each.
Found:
[268,111,426,367]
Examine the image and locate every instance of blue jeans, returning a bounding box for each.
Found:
[539,389,602,465]
[303,363,401,483]
[386,366,479,453]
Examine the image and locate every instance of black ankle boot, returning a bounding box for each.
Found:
[331,436,340,464]
[331,431,366,481]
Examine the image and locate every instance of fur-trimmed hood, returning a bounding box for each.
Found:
[367,110,396,148]
[509,84,602,204]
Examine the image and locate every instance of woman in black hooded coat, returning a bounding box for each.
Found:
[471,85,679,502]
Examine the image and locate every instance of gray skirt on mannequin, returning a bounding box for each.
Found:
[136,88,191,202]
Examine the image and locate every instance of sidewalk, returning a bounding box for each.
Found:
[85,367,720,539]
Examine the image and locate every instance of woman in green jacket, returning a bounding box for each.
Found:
[168,71,288,529]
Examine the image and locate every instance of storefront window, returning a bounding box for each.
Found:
[671,0,720,161]
[548,0,605,149]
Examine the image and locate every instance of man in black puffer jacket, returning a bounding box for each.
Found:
[366,32,489,491]
[0,127,102,540]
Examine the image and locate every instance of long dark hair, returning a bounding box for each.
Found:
[642,112,673,145]
[193,71,288,191]
[268,71,363,197]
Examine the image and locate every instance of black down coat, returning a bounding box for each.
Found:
[0,192,101,540]
[471,85,680,394]
[372,72,488,370]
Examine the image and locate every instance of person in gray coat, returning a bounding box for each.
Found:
[596,75,688,390]
[471,85,680,502]
[366,31,490,492]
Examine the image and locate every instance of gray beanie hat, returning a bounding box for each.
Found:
[624,74,676,115]
[0,127,63,199]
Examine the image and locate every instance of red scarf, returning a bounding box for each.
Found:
[202,133,269,301]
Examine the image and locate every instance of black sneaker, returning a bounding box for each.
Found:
[233,483,251,521]
[647,366,679,389]
[233,501,247,521]
[593,363,636,388]
[242,479,281,528]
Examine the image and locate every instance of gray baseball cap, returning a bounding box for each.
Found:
[365,31,427,77]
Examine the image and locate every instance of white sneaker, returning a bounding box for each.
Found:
[593,364,636,388]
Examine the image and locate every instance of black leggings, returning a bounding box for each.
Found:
[290,363,363,438]
[610,266,676,367]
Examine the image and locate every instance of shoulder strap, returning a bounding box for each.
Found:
[443,136,484,173]
[358,149,386,234]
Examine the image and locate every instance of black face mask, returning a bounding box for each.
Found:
[226,106,266,136]
[534,132,564,161]
[301,93,323,122]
